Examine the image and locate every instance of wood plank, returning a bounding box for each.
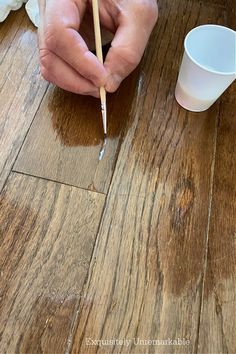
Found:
[0,8,26,58]
[70,1,227,353]
[204,0,227,7]
[13,0,232,195]
[14,69,139,194]
[221,83,236,104]
[219,1,236,102]
[0,172,105,353]
[198,102,236,353]
[0,10,48,191]
[227,0,236,28]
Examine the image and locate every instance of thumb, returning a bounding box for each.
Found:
[104,4,158,92]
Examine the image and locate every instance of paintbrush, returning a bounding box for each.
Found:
[91,0,107,160]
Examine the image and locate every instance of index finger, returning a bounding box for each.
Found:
[42,0,108,87]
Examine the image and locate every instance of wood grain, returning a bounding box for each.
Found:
[0,1,235,354]
[70,1,228,353]
[205,0,227,7]
[0,172,105,353]
[0,8,25,58]
[227,0,236,28]
[198,101,236,354]
[0,9,48,192]
[220,1,236,102]
[14,70,139,194]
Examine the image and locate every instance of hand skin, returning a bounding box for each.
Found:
[38,0,158,97]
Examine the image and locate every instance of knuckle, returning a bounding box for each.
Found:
[134,2,147,17]
[134,1,158,23]
[150,2,159,23]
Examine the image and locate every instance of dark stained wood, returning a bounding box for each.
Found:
[70,1,229,353]
[14,70,139,194]
[221,84,236,104]
[13,0,233,195]
[0,10,48,192]
[0,172,105,353]
[0,1,235,353]
[227,0,236,28]
[198,101,236,353]
[220,1,236,102]
[205,0,227,6]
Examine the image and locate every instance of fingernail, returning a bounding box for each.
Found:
[105,74,122,93]
[112,74,122,85]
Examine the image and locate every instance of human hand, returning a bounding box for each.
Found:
[38,0,158,97]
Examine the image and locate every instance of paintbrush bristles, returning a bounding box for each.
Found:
[100,87,107,134]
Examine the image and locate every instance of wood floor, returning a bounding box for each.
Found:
[0,1,235,353]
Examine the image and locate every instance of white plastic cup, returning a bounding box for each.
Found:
[175,25,236,112]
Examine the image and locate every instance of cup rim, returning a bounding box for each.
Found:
[184,24,236,76]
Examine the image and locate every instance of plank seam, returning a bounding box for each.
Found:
[0,84,49,194]
[64,192,109,354]
[63,89,137,352]
[10,170,107,196]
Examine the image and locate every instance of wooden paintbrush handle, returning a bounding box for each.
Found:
[92,0,104,65]
[92,0,107,135]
